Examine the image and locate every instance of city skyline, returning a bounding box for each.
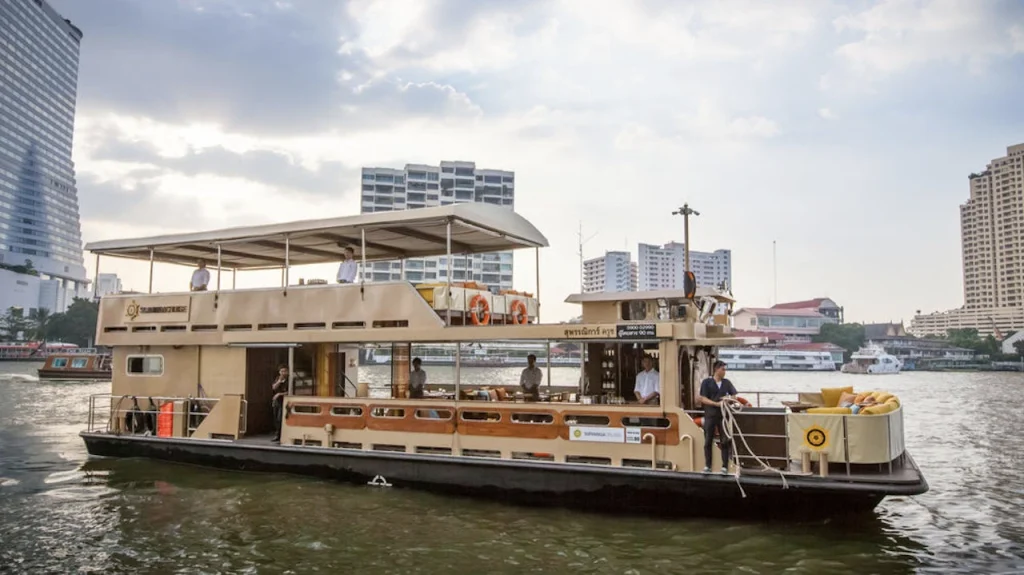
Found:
[47,0,1024,323]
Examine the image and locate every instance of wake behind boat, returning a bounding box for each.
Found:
[78,204,927,520]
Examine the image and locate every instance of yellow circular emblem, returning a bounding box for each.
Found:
[573,429,582,438]
[803,425,829,450]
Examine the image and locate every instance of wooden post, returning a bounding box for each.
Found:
[801,450,811,474]
[818,451,829,477]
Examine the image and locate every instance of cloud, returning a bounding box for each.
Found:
[818,107,836,120]
[833,0,1024,77]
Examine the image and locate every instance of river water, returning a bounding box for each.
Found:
[1,362,1023,574]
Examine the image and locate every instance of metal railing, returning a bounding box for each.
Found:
[86,394,247,437]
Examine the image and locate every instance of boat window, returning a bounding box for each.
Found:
[371,407,406,418]
[330,406,363,417]
[51,358,68,368]
[621,416,672,428]
[512,452,555,461]
[415,409,452,420]
[70,358,88,368]
[563,414,610,426]
[510,413,554,424]
[566,455,612,466]
[620,300,648,321]
[463,449,501,458]
[292,405,321,414]
[461,411,501,422]
[126,355,163,376]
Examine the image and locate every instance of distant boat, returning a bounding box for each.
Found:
[841,344,902,374]
[37,351,112,381]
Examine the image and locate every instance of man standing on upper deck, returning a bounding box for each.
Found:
[520,354,543,401]
[409,357,427,399]
[190,260,210,291]
[699,360,738,474]
[337,247,358,284]
[634,355,660,405]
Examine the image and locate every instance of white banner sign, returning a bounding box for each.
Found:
[569,426,625,443]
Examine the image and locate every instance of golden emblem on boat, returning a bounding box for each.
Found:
[804,425,829,449]
[573,429,582,438]
[125,300,140,320]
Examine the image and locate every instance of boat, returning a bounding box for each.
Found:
[841,343,902,374]
[78,203,927,520]
[37,350,112,381]
[0,341,82,361]
[717,348,836,371]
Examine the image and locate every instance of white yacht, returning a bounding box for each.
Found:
[841,343,902,374]
[717,348,837,371]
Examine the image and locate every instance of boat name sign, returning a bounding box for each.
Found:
[569,426,642,444]
[560,324,658,340]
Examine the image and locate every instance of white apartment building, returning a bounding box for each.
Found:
[96,273,122,298]
[912,142,1024,337]
[637,242,732,292]
[583,251,638,293]
[360,161,515,292]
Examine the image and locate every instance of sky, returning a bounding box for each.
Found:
[52,0,1024,323]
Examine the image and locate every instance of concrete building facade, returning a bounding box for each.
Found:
[95,272,122,298]
[582,251,637,293]
[637,242,731,292]
[0,0,88,313]
[912,143,1024,337]
[360,161,515,292]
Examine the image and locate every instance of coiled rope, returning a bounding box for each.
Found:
[719,398,789,498]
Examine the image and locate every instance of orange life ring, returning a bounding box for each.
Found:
[510,299,529,325]
[736,396,751,407]
[469,294,491,325]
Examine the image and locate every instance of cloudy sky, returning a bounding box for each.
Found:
[54,0,1024,322]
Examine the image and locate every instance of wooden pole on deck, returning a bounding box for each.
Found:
[446,220,452,326]
[284,235,290,295]
[534,247,540,323]
[216,244,222,292]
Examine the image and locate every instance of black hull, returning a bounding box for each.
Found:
[81,432,926,521]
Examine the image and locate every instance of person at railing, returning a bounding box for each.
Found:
[520,354,543,401]
[190,260,210,291]
[336,247,358,284]
[409,357,426,399]
[271,365,288,442]
[634,355,660,405]
[699,360,738,474]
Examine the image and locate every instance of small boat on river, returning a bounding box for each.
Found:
[38,351,111,381]
[841,343,902,374]
[78,204,927,520]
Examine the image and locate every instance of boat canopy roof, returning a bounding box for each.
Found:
[84,204,549,269]
[564,288,735,304]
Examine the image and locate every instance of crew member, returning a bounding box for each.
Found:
[409,357,427,399]
[699,360,739,474]
[191,259,210,291]
[271,365,288,442]
[634,355,660,405]
[337,247,358,284]
[519,354,543,401]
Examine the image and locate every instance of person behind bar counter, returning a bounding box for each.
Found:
[409,357,427,399]
[271,365,288,442]
[699,360,738,474]
[519,354,543,401]
[634,355,660,405]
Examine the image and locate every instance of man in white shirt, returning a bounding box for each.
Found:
[519,354,543,401]
[634,355,660,405]
[409,358,427,399]
[337,247,357,284]
[190,260,210,291]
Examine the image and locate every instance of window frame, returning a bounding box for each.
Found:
[126,354,165,377]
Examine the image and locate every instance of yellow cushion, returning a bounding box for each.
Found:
[821,386,854,408]
[859,402,897,416]
[807,406,853,415]
[873,392,893,404]
[885,396,900,407]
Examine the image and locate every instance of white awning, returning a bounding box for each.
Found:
[85,203,549,269]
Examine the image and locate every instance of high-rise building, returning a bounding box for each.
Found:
[583,251,637,293]
[637,242,731,292]
[912,143,1024,337]
[359,161,515,292]
[0,0,88,314]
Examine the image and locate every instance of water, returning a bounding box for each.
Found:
[1,362,1023,574]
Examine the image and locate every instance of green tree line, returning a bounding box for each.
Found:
[0,298,99,347]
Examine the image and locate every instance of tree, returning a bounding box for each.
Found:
[1014,340,1024,358]
[0,307,28,341]
[44,298,99,347]
[946,328,982,350]
[27,308,51,341]
[813,323,865,360]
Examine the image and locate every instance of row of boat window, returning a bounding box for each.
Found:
[51,357,88,368]
[291,404,671,428]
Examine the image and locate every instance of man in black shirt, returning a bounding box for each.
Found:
[271,365,288,442]
[698,360,738,474]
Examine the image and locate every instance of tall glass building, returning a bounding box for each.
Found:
[0,0,88,311]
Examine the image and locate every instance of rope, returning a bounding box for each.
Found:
[719,398,789,498]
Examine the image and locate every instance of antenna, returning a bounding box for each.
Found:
[577,222,598,292]
[772,240,778,305]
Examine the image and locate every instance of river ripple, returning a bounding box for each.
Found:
[1,363,1023,574]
